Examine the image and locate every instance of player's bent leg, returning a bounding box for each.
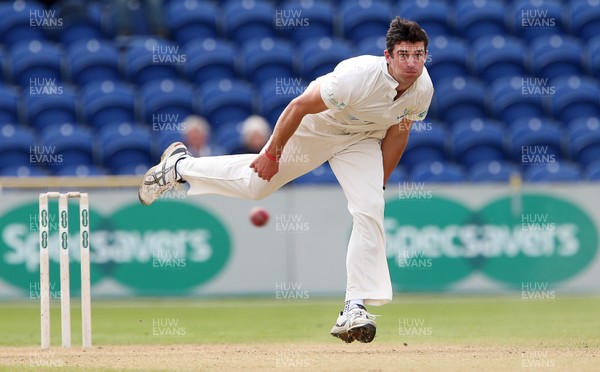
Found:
[174,117,338,200]
[138,142,190,206]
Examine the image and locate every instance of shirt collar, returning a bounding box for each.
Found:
[380,57,399,90]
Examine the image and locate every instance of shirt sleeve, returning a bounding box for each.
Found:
[405,87,434,122]
[318,60,363,112]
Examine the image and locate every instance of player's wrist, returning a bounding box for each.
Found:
[264,149,279,162]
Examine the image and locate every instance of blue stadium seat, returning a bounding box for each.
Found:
[588,36,600,78]
[454,0,508,43]
[400,122,447,170]
[356,36,386,57]
[39,123,94,172]
[0,47,4,84]
[198,78,255,127]
[258,78,296,127]
[524,161,582,182]
[99,122,153,173]
[584,160,600,181]
[183,38,238,86]
[55,164,108,177]
[278,1,334,45]
[67,39,120,86]
[571,0,600,42]
[530,35,584,80]
[157,130,185,153]
[568,117,600,168]
[451,118,506,169]
[24,85,79,131]
[508,117,563,166]
[241,37,295,86]
[425,36,468,89]
[0,1,47,48]
[410,161,466,183]
[223,0,276,46]
[0,124,35,171]
[549,76,600,124]
[387,166,408,185]
[472,35,527,84]
[469,160,520,183]
[82,80,136,131]
[397,0,452,39]
[113,163,151,176]
[510,0,567,43]
[294,163,338,185]
[433,77,487,125]
[166,0,218,46]
[490,76,544,125]
[0,84,20,125]
[297,37,354,81]
[0,165,46,177]
[0,49,6,84]
[53,2,102,47]
[214,121,243,154]
[8,40,62,87]
[123,37,180,86]
[139,79,195,130]
[340,0,392,45]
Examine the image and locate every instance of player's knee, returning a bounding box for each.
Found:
[351,196,384,220]
[248,184,274,200]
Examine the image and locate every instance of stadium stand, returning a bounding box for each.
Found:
[397,0,452,40]
[165,0,219,47]
[340,0,393,45]
[0,0,596,182]
[198,78,255,127]
[570,0,600,43]
[399,122,447,170]
[82,80,136,131]
[453,0,508,43]
[39,122,95,173]
[183,38,238,85]
[67,39,121,87]
[471,35,528,84]
[524,161,582,183]
[278,0,335,45]
[568,117,600,168]
[241,37,295,86]
[469,160,520,183]
[411,160,466,183]
[0,123,35,172]
[510,0,567,43]
[450,118,506,169]
[489,76,545,125]
[425,36,469,86]
[9,40,62,87]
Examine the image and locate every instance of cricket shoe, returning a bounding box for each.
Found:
[330,304,377,343]
[138,142,189,206]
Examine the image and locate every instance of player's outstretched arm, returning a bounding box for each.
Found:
[250,82,327,181]
[381,119,413,188]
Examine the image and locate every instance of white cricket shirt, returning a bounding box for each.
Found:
[316,55,434,134]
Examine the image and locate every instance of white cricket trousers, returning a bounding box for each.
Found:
[176,115,393,306]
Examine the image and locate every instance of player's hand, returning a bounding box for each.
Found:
[249,152,279,181]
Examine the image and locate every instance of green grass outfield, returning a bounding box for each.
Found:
[1,294,599,347]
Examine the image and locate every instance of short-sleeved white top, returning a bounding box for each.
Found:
[316,55,434,134]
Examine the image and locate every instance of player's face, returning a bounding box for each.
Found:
[384,42,427,86]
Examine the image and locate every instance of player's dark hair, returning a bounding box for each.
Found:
[386,16,429,54]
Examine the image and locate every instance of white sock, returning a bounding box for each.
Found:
[344,299,364,313]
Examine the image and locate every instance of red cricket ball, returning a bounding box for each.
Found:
[249,207,269,227]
